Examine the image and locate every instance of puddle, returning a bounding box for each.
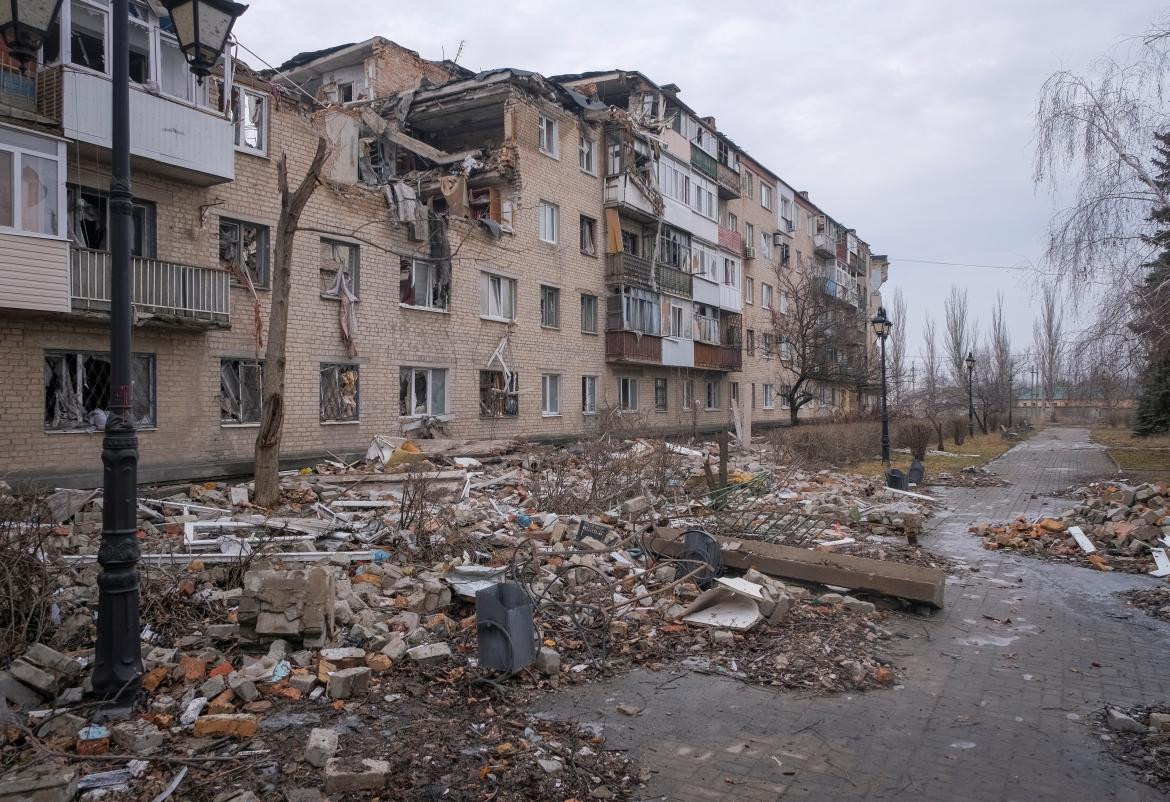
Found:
[950,741,977,749]
[956,635,1018,647]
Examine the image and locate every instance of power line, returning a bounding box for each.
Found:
[891,258,1034,271]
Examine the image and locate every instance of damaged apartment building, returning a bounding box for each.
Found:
[0,22,887,486]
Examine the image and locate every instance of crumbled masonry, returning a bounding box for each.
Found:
[0,433,943,799]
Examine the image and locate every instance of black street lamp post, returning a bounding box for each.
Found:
[0,0,248,702]
[871,306,893,465]
[965,351,976,439]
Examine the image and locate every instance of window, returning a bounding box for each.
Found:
[669,304,687,338]
[63,1,108,73]
[621,286,660,334]
[619,377,638,411]
[538,201,559,243]
[695,304,719,344]
[542,373,561,415]
[662,159,691,205]
[761,184,773,210]
[399,257,449,311]
[727,212,738,232]
[582,375,598,414]
[746,222,755,245]
[127,6,151,84]
[320,364,359,422]
[480,272,516,320]
[580,215,597,255]
[780,197,793,230]
[1,126,64,236]
[761,232,772,260]
[683,379,696,410]
[763,383,775,409]
[320,239,359,297]
[220,359,263,424]
[621,230,639,255]
[654,378,667,411]
[44,351,155,431]
[706,380,721,410]
[731,382,739,408]
[580,293,598,334]
[229,87,267,155]
[746,329,755,355]
[762,333,774,357]
[67,186,155,256]
[579,135,595,174]
[744,277,754,304]
[723,258,737,288]
[781,384,791,408]
[480,370,518,417]
[337,82,354,103]
[540,285,560,328]
[539,116,559,157]
[780,291,791,315]
[744,171,754,199]
[399,367,447,417]
[762,283,774,310]
[219,218,269,288]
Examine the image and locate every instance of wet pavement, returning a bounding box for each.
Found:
[537,427,1170,801]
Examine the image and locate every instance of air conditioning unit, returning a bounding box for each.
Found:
[772,231,785,246]
[743,246,756,259]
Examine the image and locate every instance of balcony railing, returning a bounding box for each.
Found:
[0,63,37,112]
[606,330,662,364]
[71,247,230,327]
[693,341,740,370]
[716,161,741,198]
[720,343,742,371]
[606,251,693,297]
[717,224,743,255]
[690,144,717,179]
[813,232,836,258]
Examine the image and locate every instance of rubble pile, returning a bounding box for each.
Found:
[1098,705,1170,793]
[1117,585,1170,622]
[928,466,1008,488]
[0,434,940,799]
[970,480,1169,573]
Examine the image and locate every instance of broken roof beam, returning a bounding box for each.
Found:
[382,128,480,165]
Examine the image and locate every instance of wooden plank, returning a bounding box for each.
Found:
[303,470,467,485]
[651,528,946,608]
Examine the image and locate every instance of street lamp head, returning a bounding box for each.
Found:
[965,351,976,373]
[162,0,248,82]
[0,0,64,72]
[870,306,892,339]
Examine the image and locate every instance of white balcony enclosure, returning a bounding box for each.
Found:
[661,335,694,368]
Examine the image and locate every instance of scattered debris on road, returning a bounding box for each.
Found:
[1117,586,1170,622]
[1097,704,1170,793]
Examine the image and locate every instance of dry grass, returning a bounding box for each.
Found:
[848,431,1023,479]
[1091,426,1170,477]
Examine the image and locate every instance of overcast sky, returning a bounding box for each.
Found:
[233,0,1164,372]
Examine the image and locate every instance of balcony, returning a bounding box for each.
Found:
[1,64,38,113]
[71,247,230,328]
[717,224,743,255]
[690,143,717,179]
[693,341,742,371]
[605,252,692,297]
[604,173,658,222]
[38,66,235,185]
[716,161,741,198]
[606,330,662,365]
[813,232,836,258]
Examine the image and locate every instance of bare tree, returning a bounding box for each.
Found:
[1033,286,1065,423]
[889,288,908,410]
[920,314,946,451]
[253,139,329,507]
[987,293,1013,415]
[769,265,864,426]
[943,285,977,388]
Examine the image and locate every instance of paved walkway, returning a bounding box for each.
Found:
[538,427,1170,801]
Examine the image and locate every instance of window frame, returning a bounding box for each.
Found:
[579,214,597,256]
[399,257,449,312]
[479,369,519,418]
[619,377,638,411]
[231,86,268,157]
[763,383,775,409]
[582,375,598,414]
[399,366,448,418]
[578,134,596,174]
[219,216,270,289]
[682,379,695,411]
[761,283,773,310]
[654,377,667,412]
[319,238,360,298]
[705,380,721,411]
[538,200,559,244]
[744,276,754,304]
[0,123,67,238]
[480,271,517,322]
[540,284,561,329]
[319,363,360,423]
[43,349,157,432]
[539,116,559,158]
[220,357,263,425]
[541,373,561,416]
[580,293,598,334]
[760,183,773,210]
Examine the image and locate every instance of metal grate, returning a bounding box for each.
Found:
[320,364,359,422]
[44,351,155,431]
[700,471,824,544]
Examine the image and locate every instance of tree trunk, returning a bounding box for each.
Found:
[789,402,800,426]
[253,140,328,508]
[929,417,944,451]
[717,429,729,488]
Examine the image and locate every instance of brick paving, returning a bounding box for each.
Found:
[538,427,1170,800]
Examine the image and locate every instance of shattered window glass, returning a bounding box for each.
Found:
[44,351,155,431]
[320,364,359,422]
[479,370,518,418]
[399,258,449,310]
[581,375,597,413]
[219,219,270,288]
[320,239,359,297]
[580,294,598,334]
[540,285,560,328]
[399,367,446,417]
[231,88,267,153]
[220,359,263,424]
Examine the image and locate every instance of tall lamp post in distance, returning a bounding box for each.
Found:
[871,306,893,465]
[1,0,249,703]
[965,351,976,439]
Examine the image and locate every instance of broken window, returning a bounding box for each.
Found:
[320,239,359,297]
[480,272,516,321]
[762,333,774,357]
[706,381,721,410]
[220,359,262,424]
[746,329,755,355]
[763,383,775,409]
[581,375,597,414]
[541,374,561,415]
[399,257,449,311]
[44,351,155,431]
[619,377,637,411]
[399,367,447,417]
[68,186,156,257]
[579,135,595,174]
[580,215,597,256]
[127,6,151,84]
[621,230,638,255]
[219,218,269,288]
[337,82,354,103]
[580,294,598,334]
[538,201,558,244]
[621,287,660,335]
[539,116,558,158]
[320,364,359,422]
[682,379,695,411]
[655,378,667,411]
[2,126,63,236]
[159,33,193,101]
[229,87,267,155]
[479,370,518,418]
[540,285,560,328]
[695,304,719,344]
[761,283,773,309]
[69,1,107,73]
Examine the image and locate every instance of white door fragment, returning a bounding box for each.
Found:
[681,577,766,630]
[1067,526,1096,554]
[1150,548,1170,578]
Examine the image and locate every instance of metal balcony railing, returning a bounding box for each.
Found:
[71,247,230,326]
[606,251,692,297]
[716,161,741,198]
[605,329,662,364]
[690,143,717,179]
[0,63,37,112]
